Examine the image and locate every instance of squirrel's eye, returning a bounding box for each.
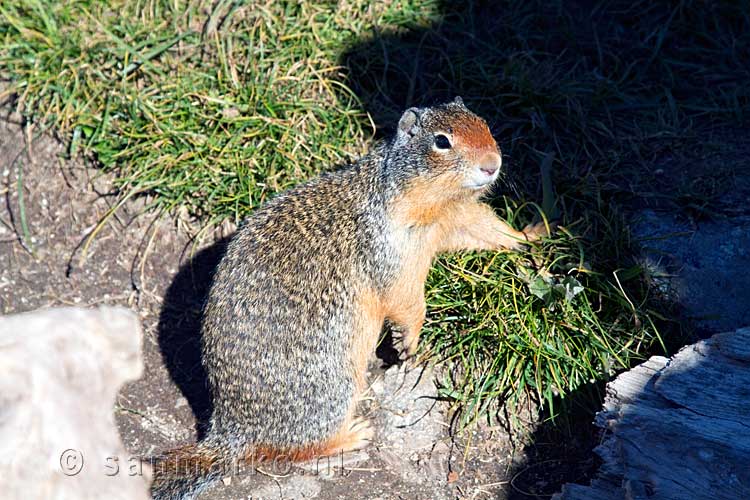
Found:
[434,134,452,150]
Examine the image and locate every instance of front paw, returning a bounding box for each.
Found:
[403,336,419,359]
[522,220,557,243]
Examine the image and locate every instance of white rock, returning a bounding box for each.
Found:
[0,306,151,499]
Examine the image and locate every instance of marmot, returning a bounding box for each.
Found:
[152,98,550,499]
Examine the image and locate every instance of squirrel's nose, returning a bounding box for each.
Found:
[479,152,502,176]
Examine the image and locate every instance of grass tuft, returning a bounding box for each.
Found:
[422,201,664,428]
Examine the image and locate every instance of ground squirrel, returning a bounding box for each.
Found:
[151,98,550,499]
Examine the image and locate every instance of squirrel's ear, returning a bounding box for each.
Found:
[453,96,465,107]
[397,107,421,139]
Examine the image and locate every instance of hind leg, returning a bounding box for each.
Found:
[319,415,374,454]
[311,289,381,457]
[313,380,375,457]
[259,396,374,464]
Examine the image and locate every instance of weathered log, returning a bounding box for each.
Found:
[555,327,750,500]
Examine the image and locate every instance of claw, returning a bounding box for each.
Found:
[522,220,558,242]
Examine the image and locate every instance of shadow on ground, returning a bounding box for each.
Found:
[156,237,229,439]
[343,0,748,197]
[342,0,748,497]
[504,384,604,499]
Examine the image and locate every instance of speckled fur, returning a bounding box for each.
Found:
[151,99,546,499]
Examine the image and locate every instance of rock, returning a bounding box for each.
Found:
[374,364,444,451]
[0,306,151,499]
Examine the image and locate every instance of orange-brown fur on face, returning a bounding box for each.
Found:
[426,112,499,178]
[449,112,497,151]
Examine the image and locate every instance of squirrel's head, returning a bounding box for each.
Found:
[388,97,502,196]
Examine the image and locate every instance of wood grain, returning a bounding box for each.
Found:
[555,327,750,500]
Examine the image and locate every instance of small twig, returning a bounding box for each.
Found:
[343,466,382,472]
[255,467,292,480]
[16,123,35,255]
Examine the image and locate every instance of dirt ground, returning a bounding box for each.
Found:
[3,98,749,499]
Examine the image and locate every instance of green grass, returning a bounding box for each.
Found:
[422,204,662,428]
[2,0,748,431]
[1,1,378,221]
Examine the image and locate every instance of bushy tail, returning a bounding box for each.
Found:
[149,441,230,500]
[149,439,332,499]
